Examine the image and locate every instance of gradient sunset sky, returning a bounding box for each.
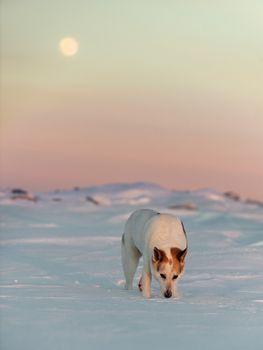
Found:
[1,0,263,199]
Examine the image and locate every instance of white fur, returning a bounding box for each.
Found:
[121,209,187,298]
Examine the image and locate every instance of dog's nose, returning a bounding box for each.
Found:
[164,290,172,298]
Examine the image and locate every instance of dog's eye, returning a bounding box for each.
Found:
[160,273,166,279]
[172,275,178,280]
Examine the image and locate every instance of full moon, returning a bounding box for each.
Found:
[59,37,79,56]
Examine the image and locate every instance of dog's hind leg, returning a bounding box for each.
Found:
[121,233,141,290]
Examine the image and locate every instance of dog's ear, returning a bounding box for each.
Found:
[178,247,187,263]
[171,247,187,263]
[152,247,165,263]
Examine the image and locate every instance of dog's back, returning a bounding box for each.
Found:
[144,213,187,252]
[124,209,160,253]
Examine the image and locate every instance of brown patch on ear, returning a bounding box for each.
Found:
[152,247,168,271]
[152,247,165,263]
[171,247,187,262]
[171,247,188,273]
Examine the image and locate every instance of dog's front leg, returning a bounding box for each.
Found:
[172,283,177,298]
[142,270,151,298]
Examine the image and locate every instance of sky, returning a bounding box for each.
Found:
[1,0,263,199]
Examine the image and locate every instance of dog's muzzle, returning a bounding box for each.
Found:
[164,290,172,298]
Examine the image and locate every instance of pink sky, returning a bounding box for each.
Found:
[2,89,263,199]
[1,1,263,199]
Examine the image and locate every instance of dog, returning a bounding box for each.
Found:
[121,209,187,298]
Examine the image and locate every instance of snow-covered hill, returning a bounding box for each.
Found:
[0,183,263,349]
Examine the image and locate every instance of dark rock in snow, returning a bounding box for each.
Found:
[11,188,28,195]
[168,203,197,211]
[11,192,38,202]
[245,199,263,207]
[86,196,100,206]
[52,197,62,202]
[224,191,240,201]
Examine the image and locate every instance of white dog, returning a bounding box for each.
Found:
[121,209,188,298]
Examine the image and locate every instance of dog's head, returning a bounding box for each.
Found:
[151,246,187,298]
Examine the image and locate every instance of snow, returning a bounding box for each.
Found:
[0,183,263,349]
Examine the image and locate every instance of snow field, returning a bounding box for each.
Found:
[1,183,263,349]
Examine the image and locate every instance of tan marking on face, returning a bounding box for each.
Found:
[156,258,169,272]
[169,259,172,265]
[157,254,169,272]
[152,247,169,271]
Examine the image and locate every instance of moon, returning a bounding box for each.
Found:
[59,37,79,57]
